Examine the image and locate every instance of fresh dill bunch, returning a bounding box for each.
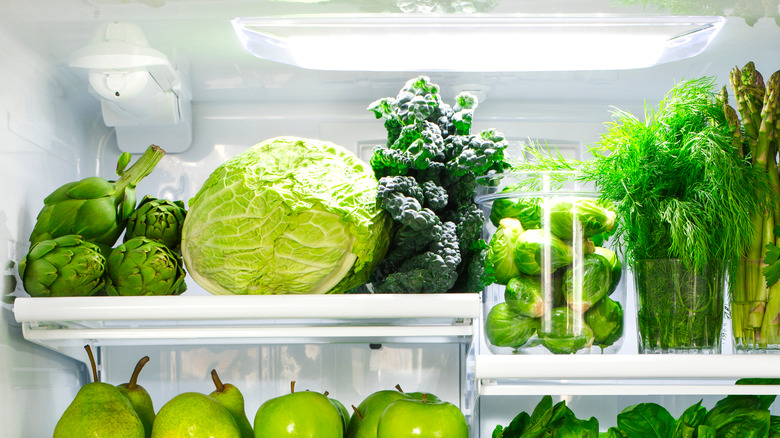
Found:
[517,77,772,274]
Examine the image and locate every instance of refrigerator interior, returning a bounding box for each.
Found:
[2,0,780,436]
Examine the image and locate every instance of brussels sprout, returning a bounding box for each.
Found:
[584,296,623,347]
[489,192,541,229]
[125,196,187,251]
[504,274,545,318]
[18,235,106,297]
[548,198,617,241]
[487,218,524,284]
[594,246,622,295]
[538,307,594,354]
[106,237,186,296]
[513,229,573,276]
[562,253,611,312]
[485,302,539,349]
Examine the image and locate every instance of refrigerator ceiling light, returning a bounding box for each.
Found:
[231,14,726,72]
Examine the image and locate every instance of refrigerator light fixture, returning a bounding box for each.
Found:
[232,14,726,72]
[69,21,193,153]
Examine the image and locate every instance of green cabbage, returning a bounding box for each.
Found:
[513,229,573,276]
[181,136,391,295]
[562,253,611,312]
[548,198,617,241]
[487,217,524,285]
[485,302,539,349]
[504,274,545,318]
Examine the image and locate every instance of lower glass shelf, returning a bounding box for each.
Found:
[12,293,480,361]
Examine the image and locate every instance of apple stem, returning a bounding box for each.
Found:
[84,345,98,383]
[395,384,404,393]
[127,356,150,390]
[324,391,330,397]
[291,380,296,394]
[211,369,225,392]
[423,393,428,403]
[351,405,363,421]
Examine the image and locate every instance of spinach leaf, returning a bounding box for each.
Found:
[616,402,675,437]
[672,399,707,438]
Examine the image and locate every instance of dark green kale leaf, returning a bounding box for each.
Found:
[368,76,510,293]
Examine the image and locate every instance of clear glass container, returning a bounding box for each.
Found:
[634,259,724,354]
[731,257,780,353]
[475,171,625,355]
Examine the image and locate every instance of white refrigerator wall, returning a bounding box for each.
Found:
[2,1,780,436]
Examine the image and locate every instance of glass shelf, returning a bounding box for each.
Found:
[13,293,480,362]
[474,354,780,396]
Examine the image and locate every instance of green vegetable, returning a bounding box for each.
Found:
[562,253,611,312]
[727,64,780,350]
[486,218,524,285]
[594,246,622,295]
[29,145,165,247]
[617,403,675,438]
[124,196,187,251]
[548,198,616,240]
[491,396,599,438]
[18,235,106,297]
[484,303,538,349]
[181,136,391,295]
[488,193,541,229]
[518,77,771,353]
[368,76,510,293]
[513,229,573,276]
[504,274,545,318]
[538,307,594,354]
[584,296,623,347]
[106,237,186,296]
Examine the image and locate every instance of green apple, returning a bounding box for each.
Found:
[327,394,350,433]
[376,395,469,438]
[393,384,442,404]
[345,389,413,438]
[253,381,342,437]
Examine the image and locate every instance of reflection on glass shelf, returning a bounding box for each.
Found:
[12,294,480,362]
[232,14,726,71]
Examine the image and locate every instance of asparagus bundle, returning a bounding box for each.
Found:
[727,62,780,349]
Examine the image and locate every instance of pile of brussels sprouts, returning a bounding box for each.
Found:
[483,194,623,354]
[18,147,189,298]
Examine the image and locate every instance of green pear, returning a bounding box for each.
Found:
[54,345,145,438]
[151,392,241,438]
[209,369,254,438]
[117,356,156,438]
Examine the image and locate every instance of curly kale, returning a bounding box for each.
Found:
[367,76,510,293]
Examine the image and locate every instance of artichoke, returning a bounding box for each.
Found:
[29,145,165,247]
[125,196,187,251]
[106,237,186,296]
[18,235,107,297]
